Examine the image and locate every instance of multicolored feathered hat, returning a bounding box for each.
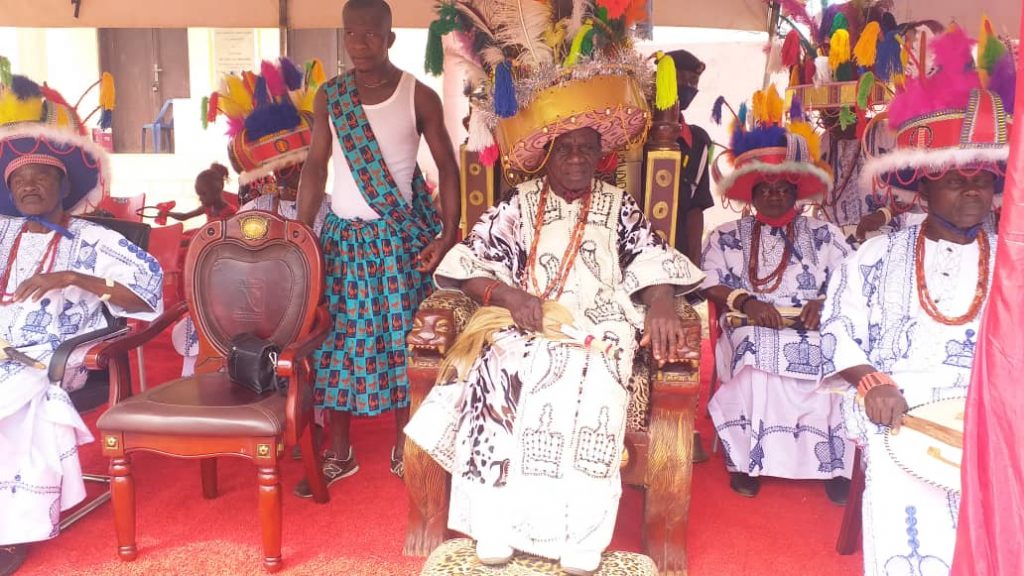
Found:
[711,85,832,204]
[425,0,661,176]
[0,65,113,217]
[205,57,324,185]
[862,24,1015,192]
[768,0,944,135]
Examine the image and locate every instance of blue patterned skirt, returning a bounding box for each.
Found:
[314,212,433,415]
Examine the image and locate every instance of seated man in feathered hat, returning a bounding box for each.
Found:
[702,87,854,502]
[820,27,1013,575]
[0,75,164,575]
[404,2,704,573]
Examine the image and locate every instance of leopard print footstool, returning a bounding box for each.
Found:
[419,538,658,575]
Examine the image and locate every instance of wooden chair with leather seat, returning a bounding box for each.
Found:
[402,290,703,576]
[52,216,151,529]
[90,211,330,572]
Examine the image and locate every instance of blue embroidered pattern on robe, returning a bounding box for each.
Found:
[737,419,841,474]
[58,301,83,336]
[819,332,837,374]
[783,334,821,375]
[717,229,742,251]
[812,224,833,251]
[795,264,818,291]
[731,336,756,371]
[943,329,976,369]
[813,424,847,473]
[73,239,98,271]
[882,506,951,576]
[719,269,744,289]
[860,260,884,301]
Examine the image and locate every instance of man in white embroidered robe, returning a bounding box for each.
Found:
[702,181,854,501]
[0,127,163,571]
[405,128,703,574]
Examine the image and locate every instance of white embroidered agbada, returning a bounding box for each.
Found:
[702,214,855,479]
[405,178,703,560]
[820,225,993,576]
[0,217,163,546]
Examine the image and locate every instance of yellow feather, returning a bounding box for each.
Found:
[309,60,326,86]
[54,105,69,128]
[853,21,881,67]
[217,95,246,120]
[752,90,767,123]
[788,120,821,161]
[765,85,784,124]
[99,72,116,110]
[225,75,253,113]
[0,92,44,124]
[829,29,851,71]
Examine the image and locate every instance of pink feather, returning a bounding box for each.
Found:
[887,29,980,128]
[479,144,499,167]
[261,60,287,98]
[225,116,245,138]
[777,0,815,31]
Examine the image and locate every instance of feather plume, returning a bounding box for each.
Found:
[856,72,875,109]
[245,101,300,140]
[789,95,804,121]
[0,57,10,88]
[624,0,647,26]
[467,111,495,151]
[765,85,784,124]
[854,21,881,66]
[814,56,831,86]
[207,92,219,124]
[453,1,498,41]
[781,29,801,68]
[565,0,589,38]
[777,0,815,31]
[737,102,748,127]
[886,29,980,127]
[829,29,851,71]
[479,144,499,167]
[226,116,245,138]
[988,53,1016,115]
[99,72,116,111]
[598,0,630,19]
[492,0,555,68]
[10,75,41,100]
[711,95,729,125]
[787,120,821,160]
[200,96,209,129]
[295,86,317,115]
[752,90,766,123]
[243,71,258,93]
[446,50,487,84]
[280,58,304,90]
[253,77,271,108]
[261,60,287,98]
[765,39,784,74]
[977,16,1002,75]
[308,60,326,86]
[875,31,903,81]
[224,75,253,115]
[480,46,506,69]
[0,90,44,124]
[731,124,787,157]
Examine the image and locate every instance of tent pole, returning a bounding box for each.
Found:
[279,0,289,56]
[762,0,782,89]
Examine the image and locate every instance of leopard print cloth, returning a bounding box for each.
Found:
[419,538,659,575]
[417,291,701,435]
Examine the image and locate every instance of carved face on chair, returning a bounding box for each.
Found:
[409,312,453,352]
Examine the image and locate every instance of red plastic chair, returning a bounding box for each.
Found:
[97,194,146,222]
[148,223,185,307]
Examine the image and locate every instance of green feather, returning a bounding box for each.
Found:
[979,36,1007,73]
[831,13,849,35]
[839,105,856,130]
[200,96,209,130]
[857,72,875,109]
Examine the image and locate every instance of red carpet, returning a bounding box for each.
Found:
[18,331,863,575]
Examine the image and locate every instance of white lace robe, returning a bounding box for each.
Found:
[0,217,163,545]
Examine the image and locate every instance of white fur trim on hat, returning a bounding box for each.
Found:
[860,147,1010,191]
[237,149,309,185]
[0,123,111,213]
[716,160,834,201]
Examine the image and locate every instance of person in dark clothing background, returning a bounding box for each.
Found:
[667,49,715,463]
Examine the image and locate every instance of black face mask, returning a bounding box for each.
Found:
[679,86,699,110]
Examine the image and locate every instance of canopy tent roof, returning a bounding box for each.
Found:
[2,0,1018,34]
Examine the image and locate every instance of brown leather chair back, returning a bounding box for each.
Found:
[183,212,323,372]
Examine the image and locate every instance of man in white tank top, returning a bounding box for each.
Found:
[294,0,460,497]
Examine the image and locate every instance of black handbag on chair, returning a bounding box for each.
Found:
[227,333,286,395]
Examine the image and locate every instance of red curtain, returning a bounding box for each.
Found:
[951,12,1024,574]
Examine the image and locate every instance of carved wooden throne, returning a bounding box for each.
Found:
[402,290,702,575]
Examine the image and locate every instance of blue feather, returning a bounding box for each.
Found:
[10,75,41,100]
[280,58,304,91]
[737,102,748,127]
[789,95,804,121]
[731,125,788,157]
[99,109,112,130]
[875,32,902,82]
[244,101,301,141]
[253,77,271,107]
[494,61,517,118]
[711,96,727,125]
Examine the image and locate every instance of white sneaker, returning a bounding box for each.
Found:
[475,540,514,566]
[560,549,602,575]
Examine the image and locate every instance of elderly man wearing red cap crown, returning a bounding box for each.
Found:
[0,74,164,574]
[820,26,1013,576]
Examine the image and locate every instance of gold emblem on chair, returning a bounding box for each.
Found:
[105,435,119,449]
[257,443,271,457]
[240,215,269,241]
[652,201,670,220]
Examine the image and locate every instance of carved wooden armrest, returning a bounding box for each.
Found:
[650,294,702,377]
[407,289,479,357]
